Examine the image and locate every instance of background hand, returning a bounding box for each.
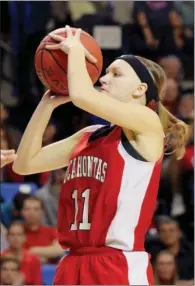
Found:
[146,37,159,49]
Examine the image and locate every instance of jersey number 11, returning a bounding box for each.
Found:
[70,189,91,230]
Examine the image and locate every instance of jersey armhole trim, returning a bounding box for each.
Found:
[121,130,148,162]
[88,125,115,142]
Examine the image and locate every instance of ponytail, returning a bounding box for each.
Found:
[158,102,188,160]
[136,56,189,160]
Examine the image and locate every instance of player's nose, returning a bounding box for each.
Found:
[99,74,109,85]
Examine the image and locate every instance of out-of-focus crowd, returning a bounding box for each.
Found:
[0,1,194,285]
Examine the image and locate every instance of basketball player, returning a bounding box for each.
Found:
[0,149,17,168]
[13,26,188,285]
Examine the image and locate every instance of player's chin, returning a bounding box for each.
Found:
[106,93,116,99]
[102,91,113,99]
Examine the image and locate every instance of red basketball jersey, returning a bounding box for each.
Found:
[58,125,163,251]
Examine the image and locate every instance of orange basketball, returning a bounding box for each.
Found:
[34,28,103,95]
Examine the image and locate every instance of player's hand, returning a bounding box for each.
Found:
[40,90,71,109]
[46,25,97,64]
[0,149,17,168]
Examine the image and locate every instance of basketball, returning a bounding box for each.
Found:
[34,28,103,95]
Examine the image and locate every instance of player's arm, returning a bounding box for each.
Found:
[47,27,162,135]
[13,91,102,175]
[13,129,88,175]
[68,46,163,135]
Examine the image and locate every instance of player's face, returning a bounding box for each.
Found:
[99,59,146,103]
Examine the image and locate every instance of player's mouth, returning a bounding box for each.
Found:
[100,86,108,93]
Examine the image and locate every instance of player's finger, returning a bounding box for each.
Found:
[50,28,66,35]
[1,154,6,160]
[1,149,15,155]
[6,154,17,163]
[45,44,61,50]
[49,34,65,42]
[42,90,54,100]
[75,28,81,40]
[0,155,6,167]
[66,25,72,38]
[84,49,97,63]
[0,153,17,168]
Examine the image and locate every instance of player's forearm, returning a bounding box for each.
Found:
[68,46,94,105]
[13,102,54,174]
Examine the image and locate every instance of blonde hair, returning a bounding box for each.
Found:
[136,56,188,160]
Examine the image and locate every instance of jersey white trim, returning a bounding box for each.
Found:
[105,141,155,250]
[84,125,104,134]
[122,251,149,285]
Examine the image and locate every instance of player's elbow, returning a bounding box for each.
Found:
[70,89,88,108]
[71,95,84,108]
[12,161,32,175]
[12,165,27,175]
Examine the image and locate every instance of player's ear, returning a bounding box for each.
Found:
[132,83,148,98]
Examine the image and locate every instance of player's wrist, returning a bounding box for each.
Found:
[38,98,55,112]
[68,43,85,55]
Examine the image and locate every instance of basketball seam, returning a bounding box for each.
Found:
[44,48,69,92]
[41,47,99,84]
[41,48,50,89]
[40,48,69,93]
[39,48,68,91]
[86,58,99,72]
[45,48,68,75]
[78,32,101,72]
[46,47,99,75]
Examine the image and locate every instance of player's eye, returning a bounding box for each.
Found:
[113,72,120,77]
